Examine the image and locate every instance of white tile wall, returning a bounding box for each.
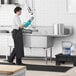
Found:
[0,5,15,25]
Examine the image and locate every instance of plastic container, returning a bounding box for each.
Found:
[63,48,71,56]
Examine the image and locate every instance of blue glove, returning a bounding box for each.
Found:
[24,20,32,28]
[24,17,34,28]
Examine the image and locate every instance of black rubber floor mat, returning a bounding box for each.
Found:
[0,62,72,72]
[26,64,72,72]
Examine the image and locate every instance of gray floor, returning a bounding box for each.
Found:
[0,59,74,76]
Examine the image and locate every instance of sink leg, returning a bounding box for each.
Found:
[50,47,52,62]
[44,48,47,64]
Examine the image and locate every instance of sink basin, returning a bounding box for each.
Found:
[23,28,38,34]
[22,29,32,34]
[0,30,9,33]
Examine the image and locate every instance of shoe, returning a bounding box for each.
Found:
[7,60,15,65]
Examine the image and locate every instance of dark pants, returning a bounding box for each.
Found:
[8,29,24,64]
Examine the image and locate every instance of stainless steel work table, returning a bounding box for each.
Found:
[23,33,70,64]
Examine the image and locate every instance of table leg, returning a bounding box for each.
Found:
[50,47,52,62]
[5,55,8,60]
[5,46,12,60]
[45,48,47,64]
[9,46,12,55]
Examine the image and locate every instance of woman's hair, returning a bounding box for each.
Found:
[14,7,22,13]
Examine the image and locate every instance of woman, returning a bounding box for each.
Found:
[8,7,25,65]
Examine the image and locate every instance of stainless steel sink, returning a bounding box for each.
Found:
[22,29,32,34]
[22,28,38,34]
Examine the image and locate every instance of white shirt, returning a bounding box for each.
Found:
[12,15,22,30]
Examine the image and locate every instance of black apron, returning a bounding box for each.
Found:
[12,29,24,58]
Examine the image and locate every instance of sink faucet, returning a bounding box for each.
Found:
[25,0,33,15]
[25,0,37,30]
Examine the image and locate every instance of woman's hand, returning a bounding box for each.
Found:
[19,25,24,29]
